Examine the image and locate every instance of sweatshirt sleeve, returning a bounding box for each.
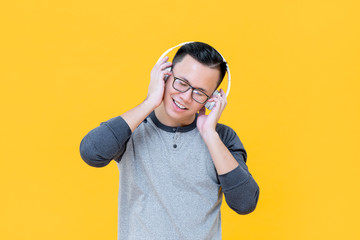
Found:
[79,116,132,167]
[216,124,260,215]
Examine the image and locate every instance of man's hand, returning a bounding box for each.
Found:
[196,88,239,175]
[145,56,172,108]
[197,88,227,137]
[120,56,172,132]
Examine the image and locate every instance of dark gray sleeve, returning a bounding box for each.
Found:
[79,116,132,167]
[216,124,260,215]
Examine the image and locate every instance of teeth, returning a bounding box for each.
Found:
[174,100,186,109]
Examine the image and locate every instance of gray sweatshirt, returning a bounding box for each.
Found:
[80,111,259,240]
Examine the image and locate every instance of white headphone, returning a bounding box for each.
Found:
[157,41,231,110]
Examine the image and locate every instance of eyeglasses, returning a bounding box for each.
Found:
[172,75,210,104]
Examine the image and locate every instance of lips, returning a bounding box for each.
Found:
[172,98,188,110]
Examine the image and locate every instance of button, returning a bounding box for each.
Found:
[173,144,177,148]
[172,128,177,132]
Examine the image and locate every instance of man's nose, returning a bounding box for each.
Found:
[179,89,193,103]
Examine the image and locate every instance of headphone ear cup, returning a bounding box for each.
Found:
[164,66,172,81]
[205,90,221,110]
[205,101,215,110]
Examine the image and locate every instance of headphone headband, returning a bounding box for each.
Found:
[157,41,231,97]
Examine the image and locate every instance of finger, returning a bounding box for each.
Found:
[215,94,227,112]
[213,94,223,102]
[219,89,226,99]
[161,71,172,80]
[219,89,227,106]
[159,69,172,81]
[214,90,227,105]
[208,93,219,101]
[160,56,169,63]
[156,56,169,66]
[209,98,220,106]
[160,61,172,71]
[213,98,225,111]
[207,96,221,102]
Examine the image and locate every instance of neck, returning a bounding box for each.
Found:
[154,102,196,127]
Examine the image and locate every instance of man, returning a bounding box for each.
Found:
[80,42,259,239]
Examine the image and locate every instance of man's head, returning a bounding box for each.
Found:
[172,42,227,89]
[155,42,228,127]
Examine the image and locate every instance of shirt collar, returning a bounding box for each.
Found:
[149,111,197,133]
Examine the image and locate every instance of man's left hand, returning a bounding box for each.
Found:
[197,88,227,136]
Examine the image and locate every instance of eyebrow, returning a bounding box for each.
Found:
[177,75,209,94]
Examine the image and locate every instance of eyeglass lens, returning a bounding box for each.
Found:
[173,79,208,103]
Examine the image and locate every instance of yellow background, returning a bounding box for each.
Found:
[1,0,359,239]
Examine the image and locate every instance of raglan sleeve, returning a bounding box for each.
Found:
[79,116,132,167]
[216,124,260,215]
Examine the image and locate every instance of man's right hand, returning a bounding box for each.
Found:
[146,56,172,108]
[120,56,172,132]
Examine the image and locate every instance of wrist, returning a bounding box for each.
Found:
[143,97,160,110]
[200,128,219,141]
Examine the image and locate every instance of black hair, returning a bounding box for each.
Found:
[172,42,227,89]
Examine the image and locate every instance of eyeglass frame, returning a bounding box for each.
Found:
[171,74,211,104]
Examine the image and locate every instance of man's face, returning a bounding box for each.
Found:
[157,54,220,127]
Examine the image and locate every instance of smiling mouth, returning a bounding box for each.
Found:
[173,99,188,110]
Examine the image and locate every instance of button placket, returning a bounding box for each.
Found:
[172,131,180,149]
